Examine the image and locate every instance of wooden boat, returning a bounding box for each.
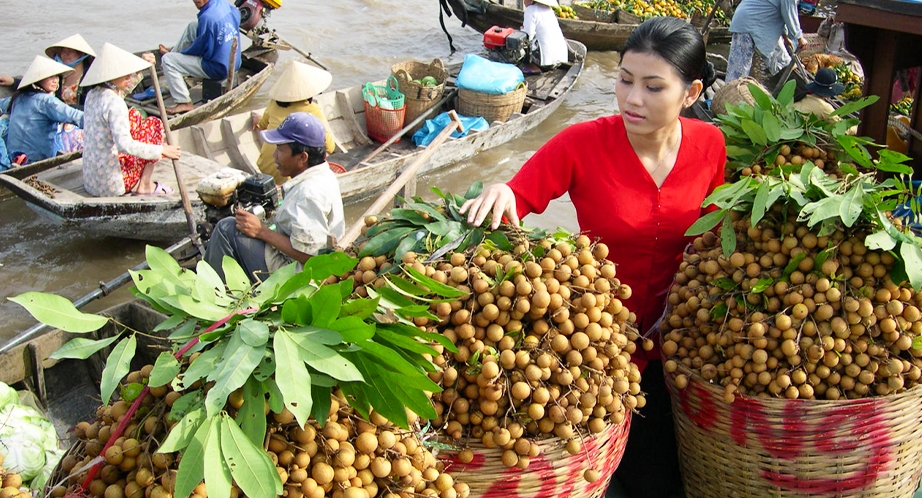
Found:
[0,300,169,444]
[0,41,585,240]
[175,40,587,204]
[0,45,276,200]
[444,0,730,51]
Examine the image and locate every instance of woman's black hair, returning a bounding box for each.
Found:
[9,81,52,111]
[621,16,717,89]
[276,97,313,108]
[289,142,326,167]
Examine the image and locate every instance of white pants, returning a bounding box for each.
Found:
[161,21,211,104]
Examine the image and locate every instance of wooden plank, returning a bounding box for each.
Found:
[191,125,215,160]
[221,118,260,175]
[336,91,373,146]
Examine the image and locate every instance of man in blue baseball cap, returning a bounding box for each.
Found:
[204,112,345,283]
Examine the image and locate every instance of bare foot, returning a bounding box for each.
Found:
[159,44,172,55]
[166,102,194,115]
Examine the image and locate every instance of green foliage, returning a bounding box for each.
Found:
[12,249,461,498]
[360,182,550,261]
[694,80,922,290]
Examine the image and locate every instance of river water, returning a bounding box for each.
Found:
[0,0,619,342]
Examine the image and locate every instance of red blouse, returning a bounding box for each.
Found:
[508,115,726,367]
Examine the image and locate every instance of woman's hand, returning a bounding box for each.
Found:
[459,183,519,230]
[140,52,156,65]
[251,111,263,131]
[162,144,181,160]
[0,75,13,87]
[796,36,809,52]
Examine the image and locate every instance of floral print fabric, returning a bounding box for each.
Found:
[120,108,164,192]
[82,87,163,197]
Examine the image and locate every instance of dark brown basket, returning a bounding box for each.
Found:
[439,417,631,498]
[572,3,616,23]
[616,9,642,24]
[391,59,448,134]
[458,83,527,124]
[665,361,922,497]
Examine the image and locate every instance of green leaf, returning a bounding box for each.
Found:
[303,252,358,282]
[262,378,285,413]
[328,317,375,342]
[339,298,379,320]
[311,384,332,424]
[713,278,736,290]
[160,294,229,321]
[222,256,251,295]
[310,284,343,328]
[146,245,185,278]
[830,94,878,118]
[203,418,232,498]
[776,80,796,107]
[169,391,204,422]
[359,227,416,258]
[179,341,227,390]
[899,242,922,291]
[168,320,198,341]
[762,113,781,142]
[750,277,774,293]
[174,416,211,498]
[485,230,514,251]
[194,260,227,301]
[205,334,264,417]
[751,180,771,225]
[865,231,897,251]
[287,332,364,382]
[252,264,298,305]
[49,334,121,360]
[388,276,431,297]
[273,329,314,427]
[747,82,773,112]
[804,196,843,227]
[783,252,806,277]
[238,319,270,347]
[740,118,767,146]
[9,292,109,333]
[464,181,484,199]
[403,266,464,298]
[839,184,864,227]
[237,377,267,447]
[281,294,313,326]
[779,127,805,140]
[100,335,137,405]
[684,209,725,236]
[149,352,182,388]
[158,407,206,453]
[287,324,344,345]
[349,340,428,377]
[153,314,186,333]
[719,212,736,258]
[709,301,728,320]
[221,413,283,498]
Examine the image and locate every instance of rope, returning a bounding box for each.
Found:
[889,114,922,143]
[438,0,458,54]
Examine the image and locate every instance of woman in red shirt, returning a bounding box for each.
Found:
[461,17,726,498]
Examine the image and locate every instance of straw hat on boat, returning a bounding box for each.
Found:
[18,55,74,89]
[80,42,151,87]
[268,60,333,103]
[533,0,560,7]
[45,34,97,59]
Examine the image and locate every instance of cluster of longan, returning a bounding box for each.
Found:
[662,211,922,401]
[360,234,645,479]
[263,396,467,498]
[0,454,31,498]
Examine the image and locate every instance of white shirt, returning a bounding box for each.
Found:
[264,163,345,272]
[522,3,568,67]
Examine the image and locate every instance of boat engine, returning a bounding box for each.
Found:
[196,170,279,239]
[483,25,530,65]
[236,0,282,46]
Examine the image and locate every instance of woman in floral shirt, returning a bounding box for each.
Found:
[80,43,180,196]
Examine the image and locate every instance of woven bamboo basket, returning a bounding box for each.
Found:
[439,416,631,498]
[391,59,448,134]
[458,83,527,124]
[665,361,922,497]
[710,77,766,117]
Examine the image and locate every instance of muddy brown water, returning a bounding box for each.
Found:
[0,0,628,342]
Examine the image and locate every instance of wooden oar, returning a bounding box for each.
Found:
[356,88,460,166]
[338,110,464,248]
[274,32,329,71]
[150,67,204,254]
[0,236,197,354]
[700,1,721,45]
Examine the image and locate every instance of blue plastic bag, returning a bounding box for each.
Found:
[412,112,489,147]
[455,54,525,95]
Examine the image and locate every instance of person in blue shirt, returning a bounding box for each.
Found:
[1,55,84,165]
[725,0,808,83]
[160,0,241,115]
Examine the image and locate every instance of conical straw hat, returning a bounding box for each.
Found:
[80,42,151,87]
[18,55,74,89]
[533,0,559,7]
[268,60,333,102]
[45,34,97,58]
